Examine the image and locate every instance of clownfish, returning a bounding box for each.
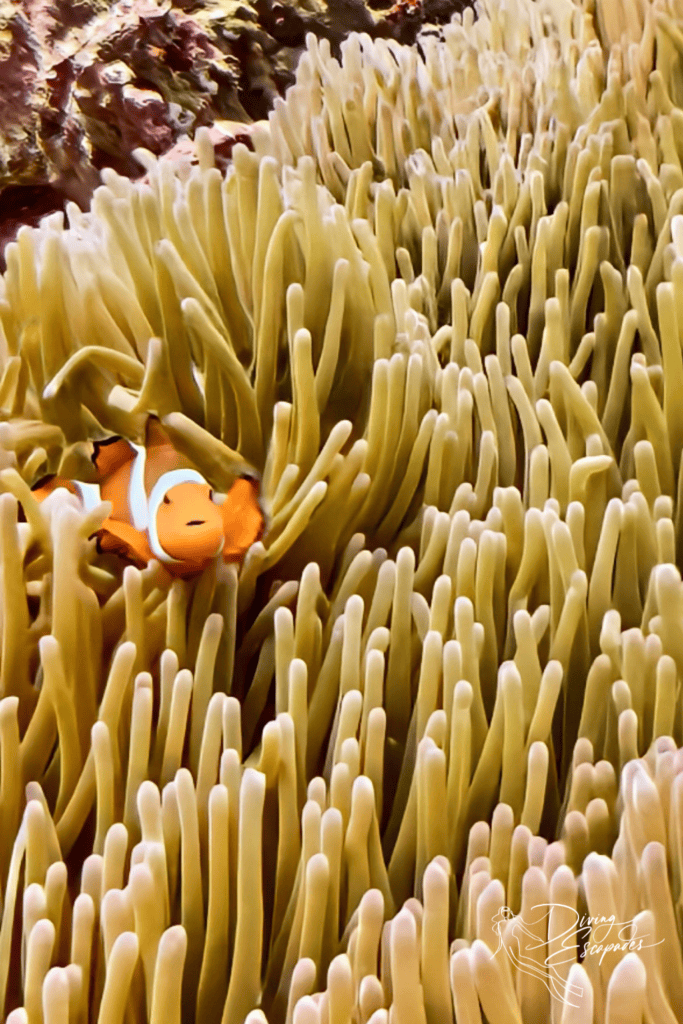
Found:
[31,417,264,577]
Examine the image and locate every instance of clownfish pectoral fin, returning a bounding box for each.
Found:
[91,437,138,481]
[96,518,153,568]
[221,477,265,561]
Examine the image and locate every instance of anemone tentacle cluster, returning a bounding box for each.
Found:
[1,0,683,1021]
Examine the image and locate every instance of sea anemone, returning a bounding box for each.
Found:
[1,0,683,1020]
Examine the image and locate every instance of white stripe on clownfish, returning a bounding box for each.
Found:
[73,481,103,512]
[129,443,149,531]
[146,468,213,564]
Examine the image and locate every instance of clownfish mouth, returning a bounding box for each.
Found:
[186,520,205,526]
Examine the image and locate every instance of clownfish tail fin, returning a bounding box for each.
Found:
[31,473,56,493]
[31,474,80,501]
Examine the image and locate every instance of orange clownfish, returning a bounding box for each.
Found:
[31,418,265,577]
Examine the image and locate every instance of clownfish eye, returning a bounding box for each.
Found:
[163,494,171,504]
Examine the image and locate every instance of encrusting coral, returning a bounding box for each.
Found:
[2,0,683,1020]
[0,0,470,272]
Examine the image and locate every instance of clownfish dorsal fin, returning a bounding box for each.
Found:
[92,437,138,481]
[145,416,174,451]
[143,414,196,492]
